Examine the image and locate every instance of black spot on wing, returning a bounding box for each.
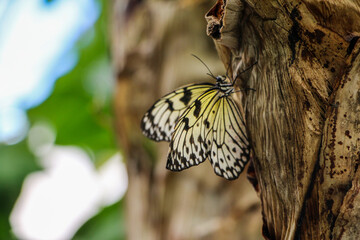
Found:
[183,117,190,130]
[193,99,201,118]
[181,157,187,165]
[165,99,174,111]
[204,119,210,129]
[179,87,192,105]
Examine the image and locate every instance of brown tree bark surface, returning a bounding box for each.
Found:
[112,0,360,239]
[205,0,360,239]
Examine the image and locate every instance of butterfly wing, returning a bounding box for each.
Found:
[206,97,250,180]
[167,89,218,170]
[141,83,214,141]
[167,89,250,180]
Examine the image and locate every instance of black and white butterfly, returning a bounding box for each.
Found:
[141,58,252,180]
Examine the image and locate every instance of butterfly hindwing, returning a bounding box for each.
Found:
[141,83,213,141]
[207,97,250,180]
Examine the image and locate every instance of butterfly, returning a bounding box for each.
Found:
[141,58,252,180]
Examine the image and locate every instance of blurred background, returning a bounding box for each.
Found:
[0,0,262,239]
[0,0,127,239]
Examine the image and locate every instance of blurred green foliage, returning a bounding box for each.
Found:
[28,0,116,158]
[0,142,39,240]
[0,0,125,239]
[74,200,126,240]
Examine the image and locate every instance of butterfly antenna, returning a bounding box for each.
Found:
[191,54,216,79]
[241,61,258,74]
[233,61,258,85]
[206,73,217,80]
[234,88,256,93]
[225,60,231,80]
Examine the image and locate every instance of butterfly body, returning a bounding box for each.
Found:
[213,76,236,96]
[141,75,250,180]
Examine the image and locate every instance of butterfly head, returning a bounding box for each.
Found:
[215,75,232,86]
[215,75,226,83]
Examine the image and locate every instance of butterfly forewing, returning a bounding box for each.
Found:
[141,83,213,141]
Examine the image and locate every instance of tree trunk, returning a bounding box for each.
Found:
[112,0,360,239]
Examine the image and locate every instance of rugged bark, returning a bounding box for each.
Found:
[112,0,360,239]
[205,0,360,239]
